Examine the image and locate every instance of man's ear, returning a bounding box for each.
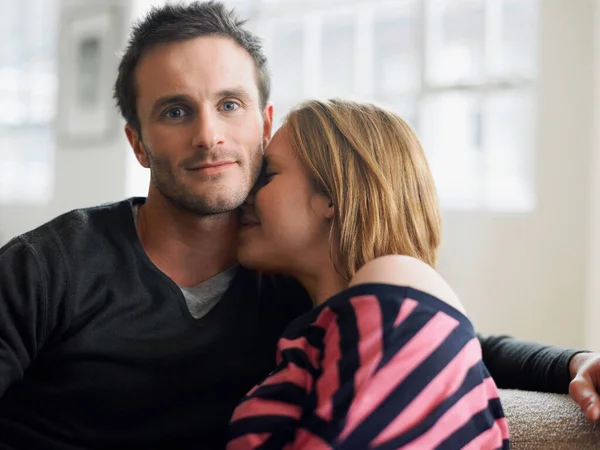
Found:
[262,101,274,147]
[125,124,150,168]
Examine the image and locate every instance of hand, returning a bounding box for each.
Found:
[569,352,600,421]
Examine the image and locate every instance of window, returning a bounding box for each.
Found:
[256,0,540,212]
[321,15,355,96]
[126,0,539,212]
[0,0,58,204]
[421,0,538,211]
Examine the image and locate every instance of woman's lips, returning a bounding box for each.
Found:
[240,216,260,227]
[240,209,260,227]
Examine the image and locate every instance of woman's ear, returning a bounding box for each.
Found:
[325,200,335,220]
[311,193,334,221]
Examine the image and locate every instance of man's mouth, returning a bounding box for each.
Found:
[186,161,236,175]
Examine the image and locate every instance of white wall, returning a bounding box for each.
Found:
[587,0,600,351]
[1,0,598,349]
[0,0,132,244]
[438,0,596,349]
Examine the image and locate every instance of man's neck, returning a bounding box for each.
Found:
[136,194,239,287]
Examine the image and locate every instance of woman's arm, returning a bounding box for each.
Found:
[354,257,589,393]
[329,255,509,449]
[353,255,600,423]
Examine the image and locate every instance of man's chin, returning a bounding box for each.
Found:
[168,193,247,216]
[152,175,251,216]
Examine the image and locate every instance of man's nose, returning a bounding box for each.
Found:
[191,110,224,149]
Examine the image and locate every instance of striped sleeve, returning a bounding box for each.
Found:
[227,323,324,449]
[227,284,510,450]
[329,286,509,449]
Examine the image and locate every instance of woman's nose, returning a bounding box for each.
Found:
[244,183,258,206]
[244,188,254,206]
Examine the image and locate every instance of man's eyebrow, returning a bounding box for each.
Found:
[150,94,191,115]
[215,88,253,101]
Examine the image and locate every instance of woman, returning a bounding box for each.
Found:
[227,99,509,449]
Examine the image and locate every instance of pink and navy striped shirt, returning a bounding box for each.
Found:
[228,283,510,449]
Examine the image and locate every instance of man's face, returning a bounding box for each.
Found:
[127,36,272,215]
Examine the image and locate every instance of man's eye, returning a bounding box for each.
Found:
[222,101,239,112]
[164,107,187,119]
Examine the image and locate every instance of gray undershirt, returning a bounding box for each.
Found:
[132,204,237,319]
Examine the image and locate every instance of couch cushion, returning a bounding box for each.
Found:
[500,389,600,449]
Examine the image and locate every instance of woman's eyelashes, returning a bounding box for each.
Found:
[258,162,276,186]
[262,171,276,181]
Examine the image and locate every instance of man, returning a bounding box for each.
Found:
[0,1,598,449]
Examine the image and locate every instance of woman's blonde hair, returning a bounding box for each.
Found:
[283,98,441,280]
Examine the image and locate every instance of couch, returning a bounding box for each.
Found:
[500,389,600,449]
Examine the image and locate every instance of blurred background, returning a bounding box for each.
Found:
[1,0,599,350]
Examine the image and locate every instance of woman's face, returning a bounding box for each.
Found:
[237,125,333,275]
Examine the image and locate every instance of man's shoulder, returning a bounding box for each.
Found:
[13,197,142,257]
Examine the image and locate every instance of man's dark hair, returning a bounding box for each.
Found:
[113,1,270,133]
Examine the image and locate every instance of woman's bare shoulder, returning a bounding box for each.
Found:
[349,255,467,315]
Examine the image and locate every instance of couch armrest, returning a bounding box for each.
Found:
[499,389,600,449]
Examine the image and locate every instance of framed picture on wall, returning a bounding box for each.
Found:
[58,4,126,146]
